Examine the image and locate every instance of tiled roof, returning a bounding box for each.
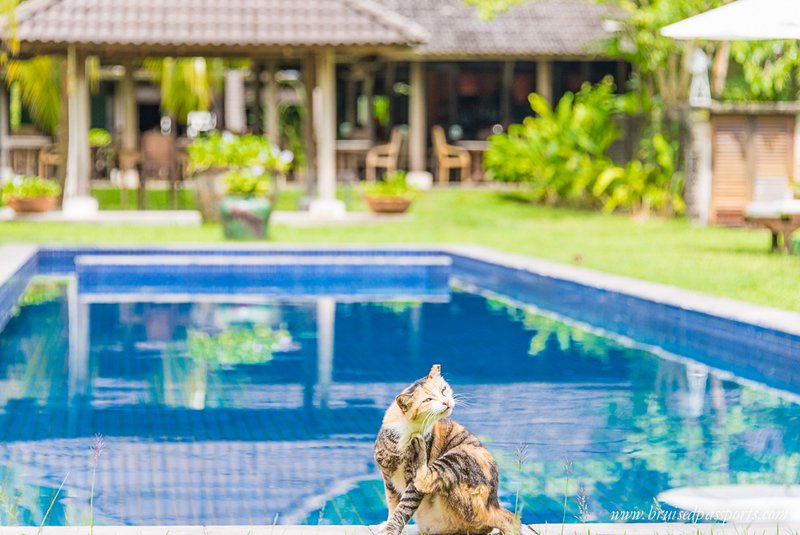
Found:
[12,0,428,53]
[381,0,617,57]
[11,0,617,58]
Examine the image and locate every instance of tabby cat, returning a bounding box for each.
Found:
[373,364,518,535]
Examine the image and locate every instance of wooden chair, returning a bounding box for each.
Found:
[38,147,61,179]
[141,130,184,208]
[432,125,470,184]
[365,127,404,182]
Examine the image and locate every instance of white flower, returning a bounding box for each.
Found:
[280,150,294,164]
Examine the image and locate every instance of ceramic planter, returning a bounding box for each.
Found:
[193,167,229,222]
[6,196,58,213]
[220,196,272,240]
[364,195,413,214]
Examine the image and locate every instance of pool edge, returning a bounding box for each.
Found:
[0,523,795,534]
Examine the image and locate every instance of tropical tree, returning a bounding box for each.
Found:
[3,56,61,134]
[143,57,225,125]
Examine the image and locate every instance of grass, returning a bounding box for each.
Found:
[1,188,798,311]
[88,185,365,211]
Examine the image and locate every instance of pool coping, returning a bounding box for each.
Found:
[3,241,800,337]
[0,523,797,534]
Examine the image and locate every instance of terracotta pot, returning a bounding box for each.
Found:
[7,196,58,213]
[364,195,413,214]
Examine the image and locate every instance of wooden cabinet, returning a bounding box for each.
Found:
[710,115,795,225]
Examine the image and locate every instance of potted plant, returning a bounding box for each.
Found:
[219,169,276,239]
[187,132,292,222]
[362,170,416,213]
[1,176,62,213]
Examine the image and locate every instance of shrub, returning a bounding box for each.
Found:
[88,128,112,148]
[485,77,685,216]
[187,131,293,175]
[1,176,61,201]
[362,170,416,199]
[485,77,621,207]
[223,169,271,198]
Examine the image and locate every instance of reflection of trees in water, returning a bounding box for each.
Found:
[482,292,800,521]
[0,463,75,526]
[483,294,616,359]
[0,279,69,407]
[488,376,800,522]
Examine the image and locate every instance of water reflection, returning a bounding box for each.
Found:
[0,279,798,525]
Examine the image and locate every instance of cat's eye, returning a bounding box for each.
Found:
[441,387,447,394]
[423,397,434,402]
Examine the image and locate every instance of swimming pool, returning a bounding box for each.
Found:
[0,246,798,526]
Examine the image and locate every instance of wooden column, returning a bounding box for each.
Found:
[63,46,96,215]
[118,61,139,208]
[224,69,247,133]
[265,61,279,142]
[309,47,345,216]
[500,61,515,125]
[447,63,458,125]
[344,70,357,130]
[252,62,264,134]
[119,62,138,160]
[363,68,375,141]
[302,54,317,190]
[536,60,554,105]
[409,61,427,172]
[0,87,9,174]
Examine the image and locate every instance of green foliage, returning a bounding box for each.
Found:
[3,56,62,135]
[486,77,684,215]
[18,281,61,307]
[593,132,685,216]
[88,128,112,148]
[485,78,621,207]
[187,326,291,367]
[725,40,800,101]
[600,0,726,105]
[223,169,271,198]
[143,57,225,125]
[463,0,525,20]
[187,131,293,174]
[362,170,416,198]
[1,176,61,200]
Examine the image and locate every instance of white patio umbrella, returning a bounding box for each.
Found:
[661,0,800,40]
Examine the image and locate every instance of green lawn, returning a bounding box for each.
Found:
[89,185,365,211]
[1,188,797,311]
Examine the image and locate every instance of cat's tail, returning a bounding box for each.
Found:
[489,507,532,535]
[489,506,523,535]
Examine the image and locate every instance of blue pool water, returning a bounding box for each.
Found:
[1,272,799,526]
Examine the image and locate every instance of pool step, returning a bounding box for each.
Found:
[75,254,452,299]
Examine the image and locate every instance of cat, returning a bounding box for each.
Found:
[373,364,519,535]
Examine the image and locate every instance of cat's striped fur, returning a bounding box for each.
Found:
[373,365,518,535]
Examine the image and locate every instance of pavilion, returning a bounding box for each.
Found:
[4,0,624,215]
[7,0,427,215]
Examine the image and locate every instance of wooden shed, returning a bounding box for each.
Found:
[709,103,799,226]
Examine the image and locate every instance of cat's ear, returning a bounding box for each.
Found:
[395,393,412,413]
[427,364,441,379]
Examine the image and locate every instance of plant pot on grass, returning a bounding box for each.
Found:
[362,170,416,214]
[220,170,274,240]
[188,132,293,223]
[2,176,61,213]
